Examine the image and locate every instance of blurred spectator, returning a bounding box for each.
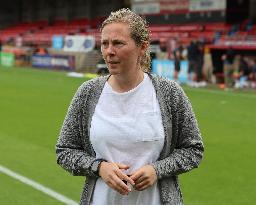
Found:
[173,44,183,82]
[202,46,214,83]
[187,40,205,87]
[187,40,200,85]
[245,19,253,31]
[222,47,235,89]
[228,24,239,36]
[34,47,48,55]
[197,41,204,83]
[249,59,256,88]
[234,55,251,89]
[213,31,221,43]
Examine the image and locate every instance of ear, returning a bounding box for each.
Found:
[140,41,149,55]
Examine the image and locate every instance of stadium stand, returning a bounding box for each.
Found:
[1,13,256,49]
[0,0,256,88]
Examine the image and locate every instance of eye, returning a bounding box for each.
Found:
[101,41,108,48]
[113,41,124,47]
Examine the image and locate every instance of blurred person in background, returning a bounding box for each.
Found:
[222,46,235,89]
[202,46,214,84]
[56,8,204,205]
[196,41,205,85]
[234,55,251,89]
[187,40,201,86]
[173,43,183,82]
[249,59,256,88]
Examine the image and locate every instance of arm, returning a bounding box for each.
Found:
[152,83,204,179]
[55,84,96,177]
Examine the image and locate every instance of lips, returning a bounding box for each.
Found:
[108,61,119,64]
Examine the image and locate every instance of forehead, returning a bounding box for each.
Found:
[101,22,132,40]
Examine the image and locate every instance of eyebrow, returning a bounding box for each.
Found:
[101,39,126,43]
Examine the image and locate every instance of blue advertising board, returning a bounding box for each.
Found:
[179,61,189,83]
[52,36,64,50]
[152,59,174,80]
[152,59,188,83]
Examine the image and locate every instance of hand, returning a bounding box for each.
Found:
[99,162,135,195]
[130,165,157,191]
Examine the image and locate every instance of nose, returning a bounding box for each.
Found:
[105,44,115,56]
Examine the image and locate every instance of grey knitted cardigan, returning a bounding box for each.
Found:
[56,73,204,205]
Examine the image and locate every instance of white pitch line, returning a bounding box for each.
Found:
[0,165,78,205]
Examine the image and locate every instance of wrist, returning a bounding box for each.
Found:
[91,158,108,177]
[98,161,107,177]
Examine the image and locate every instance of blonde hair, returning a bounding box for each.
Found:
[100,8,151,72]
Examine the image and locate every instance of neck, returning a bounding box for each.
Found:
[108,70,144,93]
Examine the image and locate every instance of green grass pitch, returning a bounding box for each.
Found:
[0,66,255,204]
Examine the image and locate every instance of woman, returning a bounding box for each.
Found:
[56,8,204,205]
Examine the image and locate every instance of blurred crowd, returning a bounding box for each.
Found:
[167,40,256,90]
[222,47,256,89]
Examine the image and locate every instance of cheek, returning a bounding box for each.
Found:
[121,49,139,61]
[129,52,140,64]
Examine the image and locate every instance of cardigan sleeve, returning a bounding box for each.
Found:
[152,82,204,179]
[55,83,96,177]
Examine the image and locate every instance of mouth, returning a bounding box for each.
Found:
[108,61,119,64]
[108,61,120,67]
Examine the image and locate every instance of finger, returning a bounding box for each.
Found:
[114,182,130,195]
[130,170,143,181]
[115,163,130,170]
[122,173,135,186]
[135,181,148,191]
[134,175,146,184]
[134,178,151,191]
[108,179,129,195]
[112,174,131,193]
[115,170,135,186]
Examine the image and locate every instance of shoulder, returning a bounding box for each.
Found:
[149,73,184,96]
[149,73,189,111]
[76,75,108,97]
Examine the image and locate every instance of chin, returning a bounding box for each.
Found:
[108,68,120,75]
[108,70,119,75]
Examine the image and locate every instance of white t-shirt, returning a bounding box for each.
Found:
[90,73,164,205]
